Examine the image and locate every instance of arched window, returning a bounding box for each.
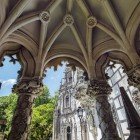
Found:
[65,95,69,108]
[105,61,140,139]
[67,126,71,140]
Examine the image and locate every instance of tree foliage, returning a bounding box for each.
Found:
[0,86,58,139]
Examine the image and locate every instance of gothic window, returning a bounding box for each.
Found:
[65,95,69,108]
[67,126,71,140]
[106,61,140,140]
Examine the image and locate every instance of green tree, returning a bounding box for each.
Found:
[29,102,55,140]
[0,86,58,139]
[0,94,17,135]
[34,86,50,107]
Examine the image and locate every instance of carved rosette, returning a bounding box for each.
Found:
[87,80,112,97]
[127,68,140,90]
[39,11,50,23]
[86,16,97,28]
[13,77,43,96]
[63,14,74,26]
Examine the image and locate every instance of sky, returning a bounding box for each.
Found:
[0,56,66,97]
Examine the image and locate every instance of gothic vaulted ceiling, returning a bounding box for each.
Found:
[0,0,140,79]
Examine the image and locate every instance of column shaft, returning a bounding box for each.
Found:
[87,80,121,140]
[8,93,35,140]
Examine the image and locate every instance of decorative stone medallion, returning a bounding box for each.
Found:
[63,14,74,26]
[39,11,50,23]
[86,16,97,28]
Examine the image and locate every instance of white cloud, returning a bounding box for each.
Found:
[1,79,16,86]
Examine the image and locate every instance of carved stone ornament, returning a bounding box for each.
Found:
[86,16,97,28]
[63,14,74,26]
[87,80,112,97]
[13,77,43,95]
[132,89,140,105]
[127,66,140,90]
[39,11,50,23]
[74,84,95,107]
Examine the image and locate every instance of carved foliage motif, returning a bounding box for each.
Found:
[13,77,43,95]
[87,80,112,97]
[127,68,140,90]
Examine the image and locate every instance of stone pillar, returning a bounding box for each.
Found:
[87,80,121,140]
[8,77,43,140]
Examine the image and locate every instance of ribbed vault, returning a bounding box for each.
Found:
[0,0,139,80]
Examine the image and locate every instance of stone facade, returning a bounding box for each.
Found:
[52,67,99,140]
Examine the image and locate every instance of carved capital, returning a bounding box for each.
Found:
[127,66,140,90]
[13,77,43,95]
[39,11,50,23]
[87,80,112,97]
[86,16,97,28]
[63,14,74,26]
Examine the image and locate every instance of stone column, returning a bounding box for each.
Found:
[8,77,43,140]
[87,80,121,140]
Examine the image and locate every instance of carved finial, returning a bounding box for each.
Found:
[39,11,50,23]
[63,14,74,26]
[86,16,97,28]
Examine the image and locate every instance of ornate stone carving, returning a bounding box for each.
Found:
[87,80,112,97]
[86,16,97,28]
[39,11,50,23]
[74,83,95,107]
[96,95,121,140]
[87,80,120,140]
[127,66,140,90]
[132,89,140,105]
[13,77,43,95]
[63,14,74,26]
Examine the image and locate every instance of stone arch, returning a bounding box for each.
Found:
[44,48,88,73]
[95,51,133,80]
